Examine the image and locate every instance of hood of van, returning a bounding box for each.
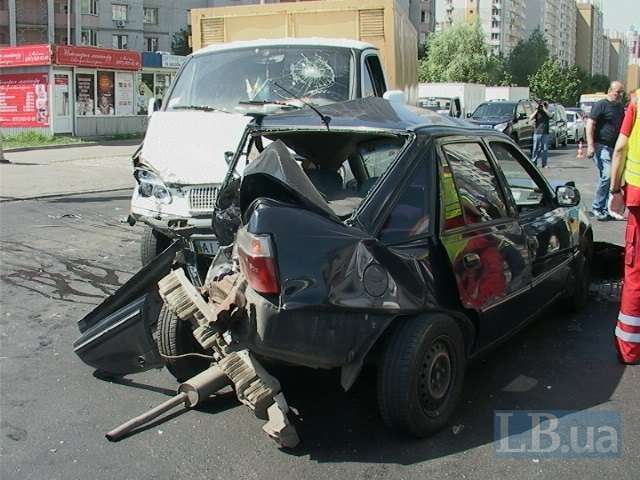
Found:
[140,111,250,185]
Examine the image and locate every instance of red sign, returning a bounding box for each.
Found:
[55,45,140,71]
[0,73,49,127]
[0,45,52,68]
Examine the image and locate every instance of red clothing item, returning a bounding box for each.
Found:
[620,101,636,137]
[615,206,640,364]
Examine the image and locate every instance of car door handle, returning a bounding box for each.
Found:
[463,253,481,269]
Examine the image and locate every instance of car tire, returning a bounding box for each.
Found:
[377,314,465,438]
[157,304,211,382]
[561,249,592,313]
[141,227,170,266]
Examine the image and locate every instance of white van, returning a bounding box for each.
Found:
[130,38,391,263]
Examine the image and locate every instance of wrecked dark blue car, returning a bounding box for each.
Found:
[75,98,593,441]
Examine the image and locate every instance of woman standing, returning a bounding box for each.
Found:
[610,90,640,364]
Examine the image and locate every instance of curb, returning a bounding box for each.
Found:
[0,186,132,203]
[3,142,99,153]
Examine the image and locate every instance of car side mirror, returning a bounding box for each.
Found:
[224,151,234,166]
[556,185,580,207]
[466,112,472,118]
[518,112,527,120]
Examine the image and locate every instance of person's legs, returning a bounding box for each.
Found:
[532,133,542,166]
[541,133,549,167]
[616,206,640,364]
[591,144,612,214]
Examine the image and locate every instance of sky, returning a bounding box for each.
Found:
[601,0,639,33]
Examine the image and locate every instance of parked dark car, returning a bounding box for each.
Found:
[75,98,593,441]
[548,103,569,149]
[468,99,535,149]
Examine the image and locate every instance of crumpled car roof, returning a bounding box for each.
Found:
[259,97,477,132]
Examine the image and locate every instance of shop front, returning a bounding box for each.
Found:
[138,52,186,115]
[1,44,145,137]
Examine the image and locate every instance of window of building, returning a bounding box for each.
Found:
[54,0,72,13]
[81,0,98,15]
[112,4,127,21]
[144,7,158,25]
[145,37,159,52]
[81,28,98,46]
[421,10,426,23]
[491,33,499,40]
[112,34,128,49]
[441,143,509,224]
[0,0,7,11]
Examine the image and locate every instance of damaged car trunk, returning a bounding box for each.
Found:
[74,97,597,447]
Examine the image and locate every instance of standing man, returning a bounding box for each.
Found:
[586,81,625,221]
[529,100,551,168]
[609,90,640,364]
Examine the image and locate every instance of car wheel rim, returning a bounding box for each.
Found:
[419,337,453,414]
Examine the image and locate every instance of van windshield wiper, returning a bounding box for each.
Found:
[171,105,228,113]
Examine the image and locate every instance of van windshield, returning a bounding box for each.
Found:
[165,46,354,112]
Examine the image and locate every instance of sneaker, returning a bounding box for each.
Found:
[595,212,612,221]
[608,210,625,221]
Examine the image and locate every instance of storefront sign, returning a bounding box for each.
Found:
[0,73,49,127]
[115,72,134,116]
[55,45,140,71]
[161,54,185,69]
[76,73,95,116]
[0,45,52,68]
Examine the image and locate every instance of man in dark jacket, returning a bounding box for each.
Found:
[529,100,551,168]
[587,81,625,220]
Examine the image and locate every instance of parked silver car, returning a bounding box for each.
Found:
[566,110,586,143]
[548,103,568,149]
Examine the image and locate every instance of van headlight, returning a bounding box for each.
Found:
[494,122,509,132]
[134,168,172,205]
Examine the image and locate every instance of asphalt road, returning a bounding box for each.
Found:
[1,145,638,480]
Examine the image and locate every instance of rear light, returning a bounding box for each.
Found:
[237,228,280,295]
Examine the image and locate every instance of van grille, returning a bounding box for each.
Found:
[359,9,385,38]
[188,186,218,214]
[201,17,225,46]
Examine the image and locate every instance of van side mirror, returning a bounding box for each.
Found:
[147,97,162,117]
[466,112,472,118]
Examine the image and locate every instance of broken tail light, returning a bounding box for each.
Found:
[237,228,280,295]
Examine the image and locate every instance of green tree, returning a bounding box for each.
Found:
[589,74,611,92]
[507,29,549,86]
[418,22,493,84]
[171,28,192,56]
[529,58,582,106]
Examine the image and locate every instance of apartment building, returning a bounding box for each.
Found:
[576,0,605,76]
[607,34,629,83]
[435,0,526,56]
[524,0,576,66]
[419,0,436,42]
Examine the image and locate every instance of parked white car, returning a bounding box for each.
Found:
[566,110,586,143]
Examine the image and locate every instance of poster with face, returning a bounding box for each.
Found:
[115,72,134,116]
[0,73,49,127]
[96,71,115,116]
[75,73,94,116]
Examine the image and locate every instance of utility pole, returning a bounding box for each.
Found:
[67,0,71,45]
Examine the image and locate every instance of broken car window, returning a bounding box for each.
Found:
[166,46,354,113]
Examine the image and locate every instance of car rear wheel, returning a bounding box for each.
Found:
[377,314,465,437]
[141,227,171,266]
[157,304,211,382]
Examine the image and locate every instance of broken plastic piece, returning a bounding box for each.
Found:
[262,393,300,448]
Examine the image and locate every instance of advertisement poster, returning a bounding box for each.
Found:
[0,45,51,68]
[54,74,70,117]
[55,45,140,70]
[76,73,95,116]
[137,73,154,115]
[115,72,134,116]
[96,71,115,116]
[0,73,49,127]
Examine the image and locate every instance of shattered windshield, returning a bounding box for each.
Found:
[165,46,354,112]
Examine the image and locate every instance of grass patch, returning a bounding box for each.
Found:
[2,132,84,149]
[104,133,144,141]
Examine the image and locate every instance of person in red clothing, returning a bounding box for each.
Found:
[610,90,640,364]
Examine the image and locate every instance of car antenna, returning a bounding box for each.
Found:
[273,82,331,130]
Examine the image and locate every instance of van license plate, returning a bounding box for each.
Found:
[193,239,219,256]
